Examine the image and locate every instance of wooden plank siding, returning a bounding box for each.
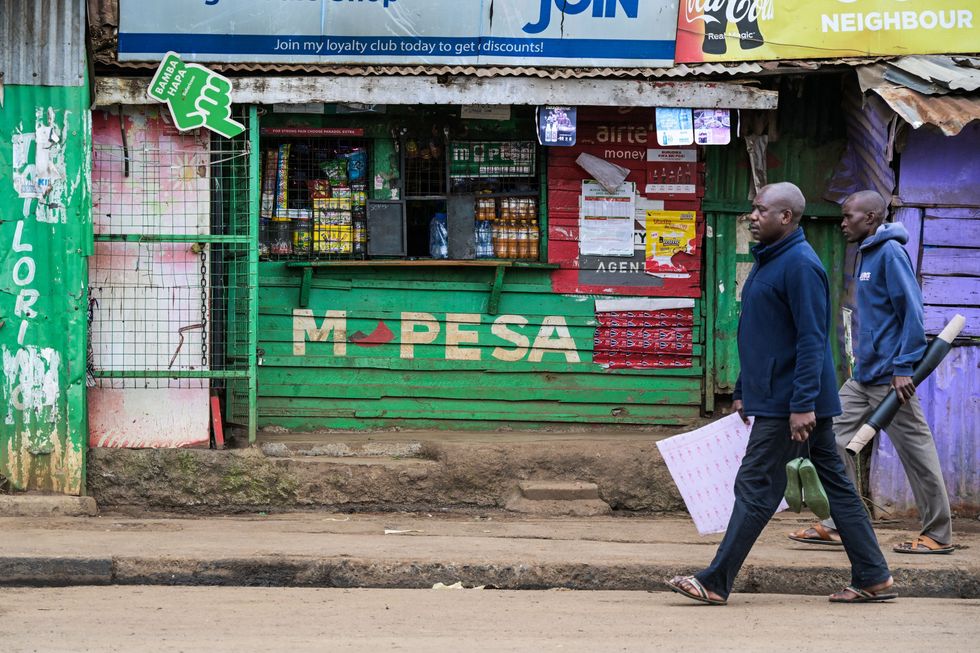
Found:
[255,263,704,430]
[920,212,980,335]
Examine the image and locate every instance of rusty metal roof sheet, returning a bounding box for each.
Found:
[873,87,980,136]
[856,57,980,136]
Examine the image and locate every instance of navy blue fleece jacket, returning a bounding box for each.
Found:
[733,228,842,418]
[853,222,926,385]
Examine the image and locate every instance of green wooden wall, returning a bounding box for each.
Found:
[254,264,705,430]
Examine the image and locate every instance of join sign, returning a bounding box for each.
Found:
[119,0,679,68]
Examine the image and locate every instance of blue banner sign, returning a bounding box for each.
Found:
[119,0,678,68]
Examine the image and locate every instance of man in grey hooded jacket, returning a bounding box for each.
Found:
[788,190,954,554]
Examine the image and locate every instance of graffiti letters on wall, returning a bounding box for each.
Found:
[1,101,85,493]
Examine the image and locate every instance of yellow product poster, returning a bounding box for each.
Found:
[645,210,698,275]
[676,0,977,63]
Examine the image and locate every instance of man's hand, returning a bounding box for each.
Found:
[892,375,916,404]
[732,399,750,425]
[790,411,816,442]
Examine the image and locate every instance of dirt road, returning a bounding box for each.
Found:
[2,587,977,652]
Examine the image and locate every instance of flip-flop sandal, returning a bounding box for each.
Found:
[784,457,803,513]
[798,458,831,520]
[829,585,898,603]
[893,535,955,555]
[788,523,843,546]
[665,576,727,606]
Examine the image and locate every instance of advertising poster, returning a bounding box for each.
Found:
[538,106,578,147]
[676,0,977,63]
[655,108,694,147]
[645,210,698,274]
[646,148,698,198]
[694,109,732,145]
[579,181,636,256]
[119,0,679,67]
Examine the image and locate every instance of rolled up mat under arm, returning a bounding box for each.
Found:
[846,314,966,456]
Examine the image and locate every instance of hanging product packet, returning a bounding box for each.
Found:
[320,159,349,186]
[430,212,448,259]
[346,149,367,183]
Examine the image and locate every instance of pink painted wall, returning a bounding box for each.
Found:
[88,106,211,448]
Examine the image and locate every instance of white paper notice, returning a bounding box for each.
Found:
[656,413,788,535]
[579,180,635,256]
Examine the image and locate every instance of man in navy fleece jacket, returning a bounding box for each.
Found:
[667,182,894,605]
[789,190,953,554]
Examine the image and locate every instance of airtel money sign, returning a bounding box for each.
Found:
[675,0,976,63]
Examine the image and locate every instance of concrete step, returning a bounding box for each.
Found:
[0,495,98,517]
[87,434,682,515]
[505,481,612,516]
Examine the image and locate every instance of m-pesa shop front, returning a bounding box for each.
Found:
[109,0,778,432]
[251,87,775,432]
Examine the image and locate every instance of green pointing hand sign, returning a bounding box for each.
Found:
[147,52,245,139]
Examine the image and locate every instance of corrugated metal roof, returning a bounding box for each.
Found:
[95,53,904,81]
[1,0,86,87]
[98,58,769,80]
[884,55,980,94]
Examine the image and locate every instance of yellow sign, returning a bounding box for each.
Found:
[645,210,698,275]
[676,0,977,63]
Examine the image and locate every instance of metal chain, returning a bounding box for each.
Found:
[200,245,209,370]
[86,291,97,387]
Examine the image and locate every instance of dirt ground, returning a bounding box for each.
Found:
[2,586,978,652]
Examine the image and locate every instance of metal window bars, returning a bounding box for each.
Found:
[88,107,258,441]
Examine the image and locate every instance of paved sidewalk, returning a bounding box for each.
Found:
[2,511,977,598]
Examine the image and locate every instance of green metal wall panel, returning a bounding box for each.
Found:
[255,264,704,430]
[706,214,847,393]
[0,83,91,493]
[704,74,849,395]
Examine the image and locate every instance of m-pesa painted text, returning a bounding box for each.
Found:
[293,310,581,363]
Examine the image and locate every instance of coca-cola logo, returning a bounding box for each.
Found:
[684,0,775,24]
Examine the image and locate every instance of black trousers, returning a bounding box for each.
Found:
[695,417,891,599]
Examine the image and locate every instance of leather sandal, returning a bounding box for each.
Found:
[893,534,954,555]
[788,523,843,546]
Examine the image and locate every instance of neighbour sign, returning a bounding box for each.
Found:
[676,0,978,63]
[119,0,679,68]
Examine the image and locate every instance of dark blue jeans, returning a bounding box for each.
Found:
[695,417,891,599]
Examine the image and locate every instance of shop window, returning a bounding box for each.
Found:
[259,135,370,260]
[259,126,542,263]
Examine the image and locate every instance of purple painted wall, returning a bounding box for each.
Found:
[868,123,980,514]
[871,346,980,513]
[898,122,980,206]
